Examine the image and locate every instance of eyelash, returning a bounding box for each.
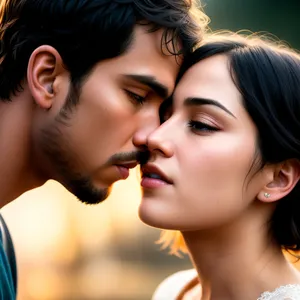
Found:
[125,90,146,104]
[187,120,219,133]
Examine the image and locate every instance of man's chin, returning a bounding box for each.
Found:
[64,179,112,205]
[75,187,111,205]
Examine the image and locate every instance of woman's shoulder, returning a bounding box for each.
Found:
[152,268,199,300]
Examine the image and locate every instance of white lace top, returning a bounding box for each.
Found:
[258,284,300,300]
[152,269,300,300]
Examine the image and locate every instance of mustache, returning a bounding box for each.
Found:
[108,151,150,165]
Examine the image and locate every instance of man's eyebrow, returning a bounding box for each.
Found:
[123,74,169,98]
[184,97,236,118]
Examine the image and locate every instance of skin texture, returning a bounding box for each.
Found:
[139,54,300,300]
[0,25,180,206]
[140,54,269,230]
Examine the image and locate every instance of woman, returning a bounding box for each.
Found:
[138,33,300,299]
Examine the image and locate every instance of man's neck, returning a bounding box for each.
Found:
[0,93,45,207]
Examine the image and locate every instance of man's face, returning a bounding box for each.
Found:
[31,25,180,205]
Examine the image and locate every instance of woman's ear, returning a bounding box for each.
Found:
[27,45,64,109]
[257,159,300,203]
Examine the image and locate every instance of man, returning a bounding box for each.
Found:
[0,0,208,298]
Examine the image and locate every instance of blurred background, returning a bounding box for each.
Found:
[2,0,300,299]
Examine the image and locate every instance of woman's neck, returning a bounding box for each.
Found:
[181,205,300,300]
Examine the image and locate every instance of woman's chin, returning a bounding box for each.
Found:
[138,200,179,230]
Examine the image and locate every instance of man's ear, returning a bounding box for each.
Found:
[257,159,300,203]
[27,45,65,109]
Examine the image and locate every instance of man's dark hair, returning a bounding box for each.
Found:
[0,0,208,100]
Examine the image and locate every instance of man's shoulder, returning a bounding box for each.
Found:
[0,214,17,299]
[0,242,16,299]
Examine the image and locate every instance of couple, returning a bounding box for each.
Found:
[0,1,300,300]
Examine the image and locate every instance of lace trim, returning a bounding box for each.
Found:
[257,284,300,300]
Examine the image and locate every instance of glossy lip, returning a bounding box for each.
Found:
[141,164,173,184]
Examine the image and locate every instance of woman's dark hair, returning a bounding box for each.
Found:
[179,32,300,252]
[0,0,208,100]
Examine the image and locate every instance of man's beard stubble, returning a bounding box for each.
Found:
[39,82,150,205]
[39,83,110,205]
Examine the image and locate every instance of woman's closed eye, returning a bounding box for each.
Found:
[187,120,220,133]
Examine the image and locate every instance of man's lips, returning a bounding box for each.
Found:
[115,162,138,180]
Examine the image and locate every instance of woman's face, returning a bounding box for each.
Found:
[139,54,271,231]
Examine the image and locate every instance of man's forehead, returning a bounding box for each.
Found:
[115,26,181,98]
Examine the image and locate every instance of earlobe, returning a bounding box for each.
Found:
[258,160,300,203]
[27,45,63,109]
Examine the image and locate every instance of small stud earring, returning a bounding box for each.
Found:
[264,192,270,198]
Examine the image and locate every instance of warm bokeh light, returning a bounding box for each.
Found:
[1,169,192,300]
